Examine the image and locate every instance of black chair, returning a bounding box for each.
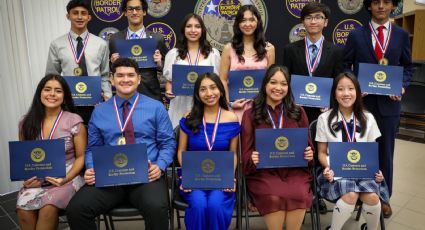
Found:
[309,119,386,230]
[170,125,243,229]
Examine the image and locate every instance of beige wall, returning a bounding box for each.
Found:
[404,0,425,13]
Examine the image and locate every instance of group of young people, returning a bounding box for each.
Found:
[15,0,412,230]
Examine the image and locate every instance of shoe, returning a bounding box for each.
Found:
[319,198,328,214]
[382,202,392,218]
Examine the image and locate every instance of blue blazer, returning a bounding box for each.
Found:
[343,24,413,116]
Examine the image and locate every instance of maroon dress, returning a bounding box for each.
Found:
[240,104,313,215]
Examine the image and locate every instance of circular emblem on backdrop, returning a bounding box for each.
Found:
[333,19,363,47]
[131,45,143,56]
[195,0,268,51]
[91,0,124,22]
[305,82,317,94]
[289,23,306,43]
[374,71,387,82]
[286,0,320,18]
[113,153,128,168]
[347,149,361,163]
[147,0,171,18]
[201,159,215,173]
[99,27,120,41]
[390,0,403,18]
[31,148,45,163]
[337,0,363,15]
[275,136,289,151]
[146,22,176,51]
[243,76,254,87]
[187,71,199,83]
[76,82,88,93]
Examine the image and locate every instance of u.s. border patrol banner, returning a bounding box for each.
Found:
[291,74,333,108]
[358,63,403,96]
[64,76,102,106]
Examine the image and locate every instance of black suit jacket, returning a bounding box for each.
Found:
[109,30,167,101]
[282,39,343,123]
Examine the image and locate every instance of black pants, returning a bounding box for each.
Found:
[66,177,169,230]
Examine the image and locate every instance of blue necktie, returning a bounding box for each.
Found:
[310,44,318,64]
[130,33,139,39]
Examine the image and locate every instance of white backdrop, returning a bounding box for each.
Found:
[0,0,69,194]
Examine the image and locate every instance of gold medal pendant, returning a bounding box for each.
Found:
[73,67,83,76]
[379,57,389,66]
[117,136,126,145]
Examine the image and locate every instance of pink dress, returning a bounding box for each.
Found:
[16,111,85,210]
[229,48,268,121]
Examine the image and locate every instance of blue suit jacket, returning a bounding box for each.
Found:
[343,23,413,116]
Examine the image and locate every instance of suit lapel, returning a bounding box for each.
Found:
[296,40,308,74]
[362,25,379,62]
[313,40,330,76]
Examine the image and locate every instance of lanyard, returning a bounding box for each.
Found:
[203,107,221,151]
[113,94,140,133]
[68,33,89,64]
[187,48,201,66]
[41,110,64,140]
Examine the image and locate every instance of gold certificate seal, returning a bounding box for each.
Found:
[275,136,289,151]
[75,82,87,93]
[131,45,143,56]
[187,71,199,83]
[337,0,363,15]
[31,148,46,163]
[305,82,317,94]
[113,153,128,168]
[201,159,215,174]
[243,76,255,88]
[374,71,387,83]
[347,149,361,163]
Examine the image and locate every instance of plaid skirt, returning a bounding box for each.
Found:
[317,173,390,203]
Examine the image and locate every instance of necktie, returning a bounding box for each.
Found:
[375,25,385,61]
[76,36,88,76]
[130,33,139,39]
[310,44,318,64]
[122,101,136,144]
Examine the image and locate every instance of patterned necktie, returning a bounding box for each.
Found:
[310,44,318,64]
[375,25,385,61]
[76,36,88,76]
[122,100,136,144]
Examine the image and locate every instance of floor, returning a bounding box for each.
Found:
[1,136,424,230]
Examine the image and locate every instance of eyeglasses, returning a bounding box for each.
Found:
[304,15,325,22]
[126,6,143,13]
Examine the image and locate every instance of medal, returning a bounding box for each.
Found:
[340,111,356,142]
[117,136,126,145]
[203,107,221,151]
[378,57,389,66]
[305,37,324,76]
[73,67,83,76]
[41,110,64,140]
[187,48,201,66]
[113,94,140,145]
[267,104,284,129]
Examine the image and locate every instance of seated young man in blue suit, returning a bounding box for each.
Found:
[343,0,413,218]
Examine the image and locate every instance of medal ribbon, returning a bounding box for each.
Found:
[41,110,64,140]
[203,107,221,151]
[305,37,324,76]
[113,94,140,133]
[68,33,89,64]
[369,22,392,58]
[187,48,201,66]
[126,27,146,39]
[340,111,356,142]
[266,104,284,129]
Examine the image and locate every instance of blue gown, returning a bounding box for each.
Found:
[179,117,240,230]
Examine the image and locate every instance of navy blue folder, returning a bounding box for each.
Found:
[9,139,66,181]
[114,38,156,68]
[171,65,214,96]
[255,128,308,169]
[64,76,102,106]
[358,63,403,96]
[329,142,379,179]
[182,151,234,189]
[291,75,332,108]
[92,143,149,187]
[228,69,266,101]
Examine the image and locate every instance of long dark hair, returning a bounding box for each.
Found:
[185,72,229,133]
[176,13,212,60]
[20,74,75,140]
[253,64,301,125]
[232,5,267,63]
[327,72,367,137]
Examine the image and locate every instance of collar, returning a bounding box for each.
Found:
[69,30,89,40]
[115,93,139,108]
[266,102,284,112]
[306,35,324,48]
[127,26,146,38]
[370,20,390,31]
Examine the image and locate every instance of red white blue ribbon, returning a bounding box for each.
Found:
[369,22,392,57]
[305,37,324,76]
[126,27,146,39]
[187,48,201,66]
[41,110,64,140]
[267,104,284,129]
[340,111,356,142]
[203,107,221,151]
[113,94,140,133]
[68,33,89,64]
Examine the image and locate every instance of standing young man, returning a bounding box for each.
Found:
[283,2,343,124]
[66,58,175,230]
[46,0,112,123]
[109,0,167,101]
[344,0,413,218]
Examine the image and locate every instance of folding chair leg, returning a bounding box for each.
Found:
[170,208,174,230]
[176,210,182,229]
[108,214,116,230]
[356,204,362,221]
[102,214,110,230]
[380,211,386,230]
